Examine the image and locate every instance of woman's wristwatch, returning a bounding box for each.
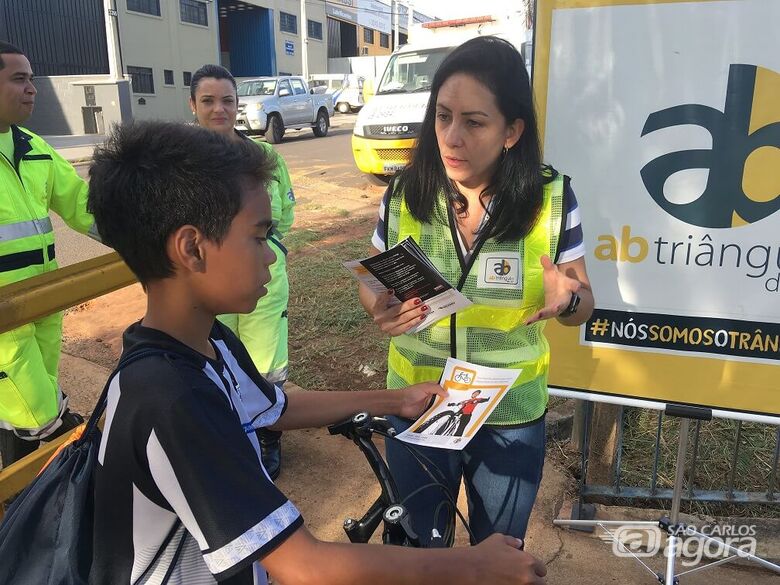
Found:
[559,292,581,317]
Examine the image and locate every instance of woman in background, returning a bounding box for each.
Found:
[189,64,295,479]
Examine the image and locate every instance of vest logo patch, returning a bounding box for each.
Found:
[478,253,522,289]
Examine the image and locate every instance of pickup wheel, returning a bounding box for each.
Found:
[313,109,329,137]
[266,114,284,144]
[337,102,350,114]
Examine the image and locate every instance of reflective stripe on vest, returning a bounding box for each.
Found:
[0,217,53,242]
[386,175,565,425]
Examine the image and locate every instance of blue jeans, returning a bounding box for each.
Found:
[385,415,545,545]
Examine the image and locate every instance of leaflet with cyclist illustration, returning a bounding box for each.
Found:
[343,237,471,333]
[396,358,521,450]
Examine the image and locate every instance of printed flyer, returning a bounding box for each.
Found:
[397,358,521,450]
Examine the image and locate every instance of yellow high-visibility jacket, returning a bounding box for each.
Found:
[0,125,93,435]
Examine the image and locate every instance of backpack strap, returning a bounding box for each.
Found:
[79,348,174,444]
[131,517,184,585]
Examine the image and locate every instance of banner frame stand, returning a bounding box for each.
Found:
[553,407,780,582]
[548,388,780,427]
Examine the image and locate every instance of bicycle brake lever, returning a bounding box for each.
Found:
[368,416,397,436]
[327,412,371,438]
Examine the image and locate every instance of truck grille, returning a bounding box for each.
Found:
[365,123,421,138]
[375,148,414,161]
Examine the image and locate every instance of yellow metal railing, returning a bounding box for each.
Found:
[0,252,134,334]
[0,252,136,518]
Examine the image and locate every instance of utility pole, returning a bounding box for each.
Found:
[393,0,399,49]
[104,0,123,81]
[300,0,309,79]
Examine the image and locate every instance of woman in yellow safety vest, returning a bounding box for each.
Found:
[189,64,295,480]
[359,36,595,545]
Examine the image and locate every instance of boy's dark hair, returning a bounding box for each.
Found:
[397,36,554,243]
[0,41,24,70]
[88,121,274,284]
[190,64,236,100]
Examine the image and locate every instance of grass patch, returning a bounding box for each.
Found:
[284,229,324,254]
[287,227,388,391]
[618,409,780,517]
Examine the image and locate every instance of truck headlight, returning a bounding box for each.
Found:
[353,123,365,137]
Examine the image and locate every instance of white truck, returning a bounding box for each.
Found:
[309,74,365,113]
[352,14,532,177]
[235,76,334,143]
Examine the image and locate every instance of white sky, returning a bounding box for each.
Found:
[410,0,527,20]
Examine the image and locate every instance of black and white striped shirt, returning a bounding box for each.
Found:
[91,322,302,585]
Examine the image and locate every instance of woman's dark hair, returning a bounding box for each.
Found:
[396,35,554,242]
[190,64,236,100]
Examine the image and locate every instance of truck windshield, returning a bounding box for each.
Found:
[237,80,277,96]
[376,48,452,94]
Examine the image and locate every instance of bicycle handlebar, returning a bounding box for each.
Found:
[327,412,432,547]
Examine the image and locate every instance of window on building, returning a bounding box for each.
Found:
[163,69,174,85]
[363,28,375,44]
[127,0,160,16]
[380,32,389,48]
[183,71,192,86]
[180,0,208,26]
[280,12,297,34]
[307,19,323,40]
[128,66,154,94]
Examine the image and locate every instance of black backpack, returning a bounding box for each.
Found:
[0,349,184,585]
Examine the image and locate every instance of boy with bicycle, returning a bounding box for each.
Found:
[87,121,547,584]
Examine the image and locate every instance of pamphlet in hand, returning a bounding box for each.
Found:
[344,237,471,333]
[396,358,521,450]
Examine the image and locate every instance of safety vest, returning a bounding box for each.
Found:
[0,126,93,288]
[386,174,564,425]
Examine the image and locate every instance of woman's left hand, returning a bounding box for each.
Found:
[524,255,582,325]
[397,382,447,419]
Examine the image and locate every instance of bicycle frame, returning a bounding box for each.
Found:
[327,413,428,547]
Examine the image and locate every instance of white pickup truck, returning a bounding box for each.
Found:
[235,76,334,143]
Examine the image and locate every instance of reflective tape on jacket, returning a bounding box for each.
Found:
[1,125,92,288]
[0,217,53,243]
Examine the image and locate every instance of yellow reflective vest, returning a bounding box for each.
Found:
[385,175,565,425]
[0,126,93,286]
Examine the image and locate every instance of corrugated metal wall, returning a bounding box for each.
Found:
[327,17,341,59]
[0,0,109,76]
[227,7,275,77]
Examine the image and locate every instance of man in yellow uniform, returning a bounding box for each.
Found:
[0,42,94,467]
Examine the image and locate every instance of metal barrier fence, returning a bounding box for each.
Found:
[0,252,135,518]
[573,400,780,517]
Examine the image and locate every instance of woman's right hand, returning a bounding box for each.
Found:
[368,289,429,336]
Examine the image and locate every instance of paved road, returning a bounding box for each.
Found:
[53,114,366,267]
